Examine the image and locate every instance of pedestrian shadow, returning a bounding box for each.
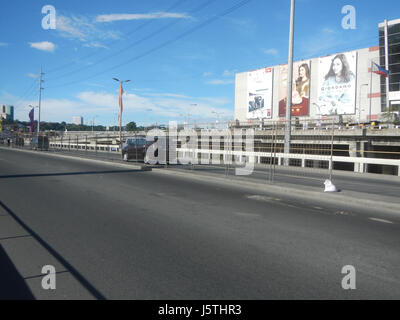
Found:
[0,245,35,300]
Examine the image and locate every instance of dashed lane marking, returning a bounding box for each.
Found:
[368,218,394,224]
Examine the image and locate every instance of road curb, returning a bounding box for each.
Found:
[1,147,151,171]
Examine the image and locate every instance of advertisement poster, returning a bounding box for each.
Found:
[279,61,311,117]
[247,67,273,120]
[317,51,357,115]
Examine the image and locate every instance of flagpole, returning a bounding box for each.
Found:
[113,78,130,151]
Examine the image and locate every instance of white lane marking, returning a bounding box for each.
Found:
[369,218,394,224]
[246,195,275,202]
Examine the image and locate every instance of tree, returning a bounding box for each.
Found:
[126,121,137,132]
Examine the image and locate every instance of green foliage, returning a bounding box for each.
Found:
[126,121,137,131]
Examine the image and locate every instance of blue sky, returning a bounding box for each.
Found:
[0,0,399,126]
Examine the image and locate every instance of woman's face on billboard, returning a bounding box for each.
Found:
[299,66,306,79]
[332,58,343,76]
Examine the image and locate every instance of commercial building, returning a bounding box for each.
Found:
[379,19,400,110]
[1,105,14,121]
[235,18,400,124]
[72,116,83,125]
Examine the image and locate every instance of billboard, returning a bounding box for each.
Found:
[279,61,311,117]
[247,67,273,119]
[317,51,357,115]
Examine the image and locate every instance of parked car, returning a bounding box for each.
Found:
[122,136,169,163]
[30,136,49,151]
[121,137,152,162]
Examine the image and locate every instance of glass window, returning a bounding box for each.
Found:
[389,64,400,73]
[388,24,400,35]
[389,44,400,54]
[389,33,400,44]
[390,82,400,91]
[390,53,400,64]
[390,73,400,83]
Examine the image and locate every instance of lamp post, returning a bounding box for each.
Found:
[359,84,369,124]
[113,78,130,148]
[190,104,198,128]
[146,108,153,131]
[284,0,296,166]
[92,115,98,133]
[212,111,223,129]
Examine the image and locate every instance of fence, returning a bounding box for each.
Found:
[3,117,400,179]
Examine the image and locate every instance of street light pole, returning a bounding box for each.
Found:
[191,104,198,128]
[38,67,44,135]
[359,84,368,124]
[284,0,295,166]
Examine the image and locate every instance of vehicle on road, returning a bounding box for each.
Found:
[122,137,153,162]
[122,136,169,164]
[30,136,49,151]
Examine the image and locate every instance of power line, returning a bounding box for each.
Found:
[47,0,253,89]
[46,0,216,82]
[46,0,189,75]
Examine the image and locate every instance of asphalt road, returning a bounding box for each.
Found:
[1,147,400,299]
[12,145,400,199]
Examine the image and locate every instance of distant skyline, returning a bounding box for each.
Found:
[1,0,399,126]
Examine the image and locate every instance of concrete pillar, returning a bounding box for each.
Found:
[349,142,357,158]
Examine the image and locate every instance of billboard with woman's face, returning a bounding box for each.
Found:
[317,51,357,115]
[279,61,311,117]
[247,67,273,120]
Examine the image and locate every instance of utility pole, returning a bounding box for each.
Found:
[38,67,44,135]
[284,0,295,166]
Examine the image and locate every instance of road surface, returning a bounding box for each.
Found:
[1,147,400,299]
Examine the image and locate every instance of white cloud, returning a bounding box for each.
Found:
[206,79,234,85]
[222,70,236,77]
[56,15,120,44]
[29,41,55,52]
[264,48,279,56]
[96,12,190,23]
[8,90,232,125]
[27,73,38,79]
[0,42,8,47]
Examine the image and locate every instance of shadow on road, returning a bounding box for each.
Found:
[0,169,144,180]
[0,245,35,300]
[0,200,106,300]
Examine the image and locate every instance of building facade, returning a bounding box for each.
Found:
[235,19,400,124]
[72,116,83,125]
[379,18,400,110]
[1,105,14,121]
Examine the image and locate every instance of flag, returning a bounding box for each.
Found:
[372,62,389,77]
[29,108,34,133]
[118,83,124,127]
